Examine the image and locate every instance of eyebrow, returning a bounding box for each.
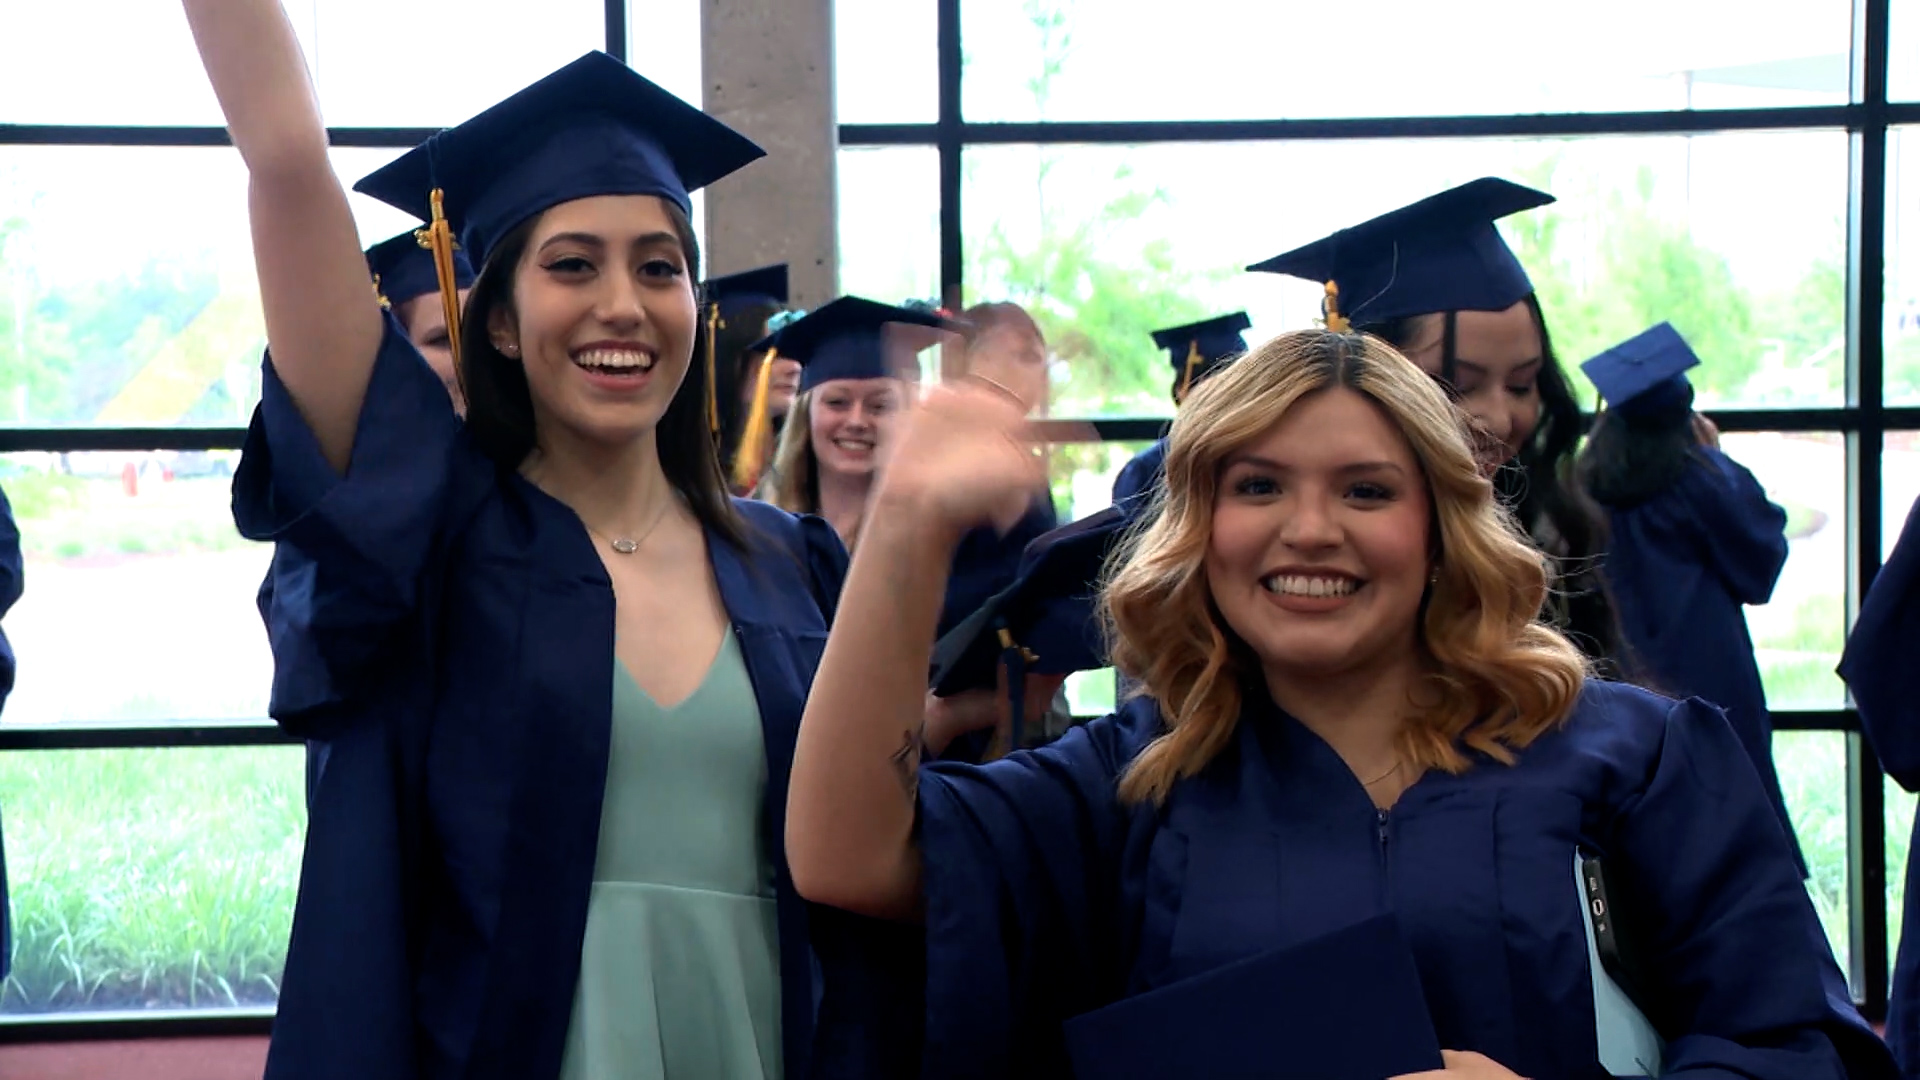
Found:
[1225,454,1409,477]
[537,230,683,253]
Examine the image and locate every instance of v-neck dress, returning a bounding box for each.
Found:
[558,629,782,1079]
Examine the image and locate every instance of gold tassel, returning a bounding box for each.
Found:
[371,274,392,311]
[419,189,463,372]
[731,350,778,492]
[705,303,725,436]
[1178,340,1203,400]
[1324,280,1351,334]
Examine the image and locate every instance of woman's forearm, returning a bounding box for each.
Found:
[182,0,384,473]
[788,490,958,920]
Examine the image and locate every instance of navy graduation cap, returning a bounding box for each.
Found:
[1152,312,1252,398]
[364,229,474,310]
[1581,321,1701,418]
[1247,177,1554,325]
[1061,914,1444,1080]
[930,505,1135,748]
[704,264,789,314]
[777,296,958,394]
[354,51,765,263]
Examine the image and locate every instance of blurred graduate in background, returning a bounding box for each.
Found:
[1576,322,1805,877]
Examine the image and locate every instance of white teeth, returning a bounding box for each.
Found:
[1263,575,1358,598]
[833,439,874,451]
[574,349,654,371]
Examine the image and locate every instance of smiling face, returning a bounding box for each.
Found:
[487,194,697,449]
[808,376,907,479]
[1392,301,1543,473]
[1206,387,1433,682]
[395,288,472,413]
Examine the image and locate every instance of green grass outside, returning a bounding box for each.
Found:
[0,747,304,1013]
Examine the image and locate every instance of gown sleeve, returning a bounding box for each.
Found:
[1606,693,1896,1079]
[232,318,487,732]
[1841,494,1920,787]
[915,702,1154,1079]
[0,482,22,705]
[1682,448,1791,606]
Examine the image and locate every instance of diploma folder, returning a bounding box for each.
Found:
[1061,914,1446,1080]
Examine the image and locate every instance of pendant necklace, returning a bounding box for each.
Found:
[585,495,674,555]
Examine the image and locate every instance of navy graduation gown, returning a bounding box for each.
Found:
[913,679,1891,1080]
[0,482,21,981]
[938,495,1057,641]
[1600,446,1804,874]
[1841,493,1920,1076]
[237,317,870,1080]
[1109,439,1166,509]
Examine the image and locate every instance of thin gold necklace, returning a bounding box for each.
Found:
[1360,759,1404,787]
[523,451,676,556]
[582,495,674,555]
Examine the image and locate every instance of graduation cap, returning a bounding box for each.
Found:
[1247,177,1555,326]
[1060,914,1444,1080]
[1152,312,1252,399]
[929,506,1134,749]
[1580,322,1700,419]
[356,52,763,258]
[704,264,789,315]
[777,296,959,395]
[700,265,790,436]
[364,229,474,311]
[354,53,765,376]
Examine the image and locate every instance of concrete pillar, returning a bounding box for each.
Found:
[700,0,837,307]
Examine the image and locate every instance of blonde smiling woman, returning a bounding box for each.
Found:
[786,327,1895,1079]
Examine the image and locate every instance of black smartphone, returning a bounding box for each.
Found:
[1581,854,1653,1007]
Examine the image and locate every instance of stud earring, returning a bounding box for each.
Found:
[495,340,520,358]
[1428,567,1441,585]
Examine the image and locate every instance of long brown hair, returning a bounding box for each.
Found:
[1105,329,1588,805]
[759,387,821,517]
[456,201,745,548]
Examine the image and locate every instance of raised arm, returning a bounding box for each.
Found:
[786,384,1043,921]
[182,0,384,472]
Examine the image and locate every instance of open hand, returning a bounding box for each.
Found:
[877,378,1046,541]
[1390,1050,1528,1079]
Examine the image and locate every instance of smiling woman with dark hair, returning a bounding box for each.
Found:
[184,5,882,1074]
[787,326,1890,1079]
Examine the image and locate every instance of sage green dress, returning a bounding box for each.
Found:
[558,630,783,1080]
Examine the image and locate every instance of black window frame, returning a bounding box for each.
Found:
[0,0,1905,1042]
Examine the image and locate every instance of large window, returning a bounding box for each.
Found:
[838,0,1916,1015]
[0,3,677,1034]
[2,0,1914,1039]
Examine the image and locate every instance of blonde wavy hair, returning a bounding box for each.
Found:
[1105,329,1589,806]
[758,388,822,514]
